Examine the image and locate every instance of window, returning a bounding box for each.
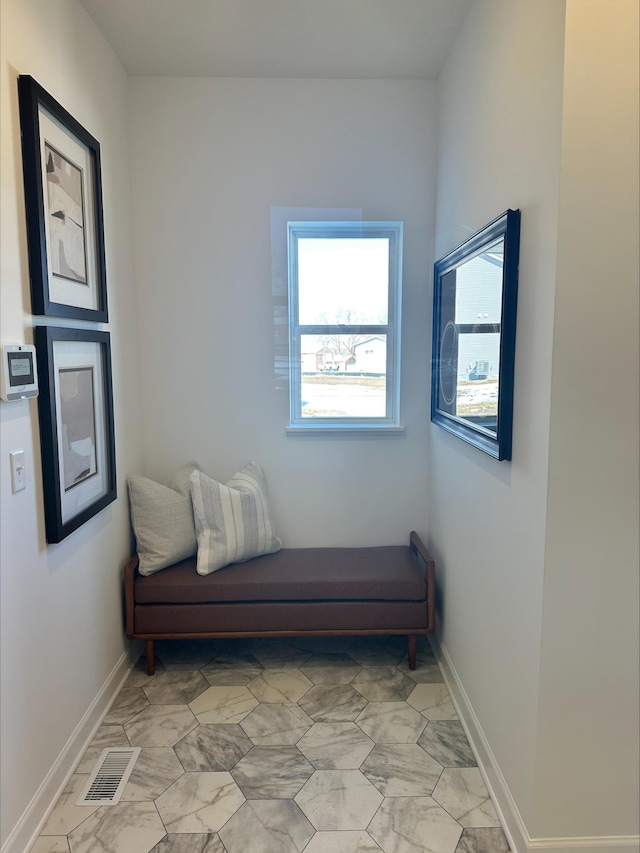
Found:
[287,221,403,430]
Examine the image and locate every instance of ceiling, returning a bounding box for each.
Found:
[77,0,472,79]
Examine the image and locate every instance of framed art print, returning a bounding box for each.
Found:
[35,326,116,543]
[18,75,108,321]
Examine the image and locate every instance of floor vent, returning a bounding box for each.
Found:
[76,747,140,806]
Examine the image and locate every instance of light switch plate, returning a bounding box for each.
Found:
[10,450,26,493]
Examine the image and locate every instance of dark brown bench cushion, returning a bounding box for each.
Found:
[135,546,426,605]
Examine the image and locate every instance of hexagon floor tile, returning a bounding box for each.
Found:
[297,722,374,769]
[189,685,258,724]
[432,768,501,828]
[398,659,445,684]
[125,656,166,688]
[33,636,512,852]
[74,725,130,773]
[149,835,225,853]
[174,723,253,770]
[418,721,477,768]
[155,771,245,833]
[219,799,314,853]
[142,670,210,705]
[300,653,362,685]
[103,686,150,724]
[303,831,383,852]
[247,668,313,703]
[200,654,264,686]
[120,747,185,800]
[361,743,443,796]
[67,802,166,853]
[124,704,197,747]
[39,774,101,837]
[295,770,383,830]
[369,796,462,853]
[299,684,368,722]
[455,827,512,853]
[407,683,458,721]
[351,666,415,702]
[231,746,314,798]
[240,702,313,745]
[356,701,428,743]
[30,839,70,853]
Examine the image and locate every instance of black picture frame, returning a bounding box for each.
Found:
[35,326,116,543]
[18,75,108,321]
[431,209,521,460]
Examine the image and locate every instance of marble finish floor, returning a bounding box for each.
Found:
[32,636,511,853]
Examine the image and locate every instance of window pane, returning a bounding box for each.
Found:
[454,239,504,324]
[456,332,500,423]
[300,334,387,418]
[298,238,389,325]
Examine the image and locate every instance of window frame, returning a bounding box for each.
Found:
[287,221,403,432]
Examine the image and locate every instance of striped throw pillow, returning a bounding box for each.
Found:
[190,462,282,575]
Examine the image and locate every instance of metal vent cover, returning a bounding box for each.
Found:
[76,747,140,806]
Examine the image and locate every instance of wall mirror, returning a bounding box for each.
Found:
[431,209,521,460]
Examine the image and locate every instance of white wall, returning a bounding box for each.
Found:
[534,0,639,839]
[431,0,566,830]
[129,77,436,547]
[433,0,639,850]
[3,3,637,851]
[0,1,142,849]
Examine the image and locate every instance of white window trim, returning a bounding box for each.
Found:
[287,221,403,432]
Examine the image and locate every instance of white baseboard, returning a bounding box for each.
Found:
[527,838,639,853]
[1,642,142,853]
[431,637,640,853]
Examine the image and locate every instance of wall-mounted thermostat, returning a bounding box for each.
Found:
[1,345,38,401]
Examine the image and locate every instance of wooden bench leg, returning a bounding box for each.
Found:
[407,634,417,670]
[145,640,155,676]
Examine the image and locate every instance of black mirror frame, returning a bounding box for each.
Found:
[431,209,521,461]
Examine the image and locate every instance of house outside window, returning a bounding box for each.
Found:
[287,221,403,431]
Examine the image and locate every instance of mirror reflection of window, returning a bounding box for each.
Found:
[432,208,520,461]
[448,238,505,433]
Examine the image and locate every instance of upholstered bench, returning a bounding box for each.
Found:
[124,531,435,675]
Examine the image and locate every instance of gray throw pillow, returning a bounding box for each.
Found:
[128,463,199,576]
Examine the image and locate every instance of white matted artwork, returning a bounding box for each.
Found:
[35,327,116,543]
[44,141,88,284]
[58,364,98,494]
